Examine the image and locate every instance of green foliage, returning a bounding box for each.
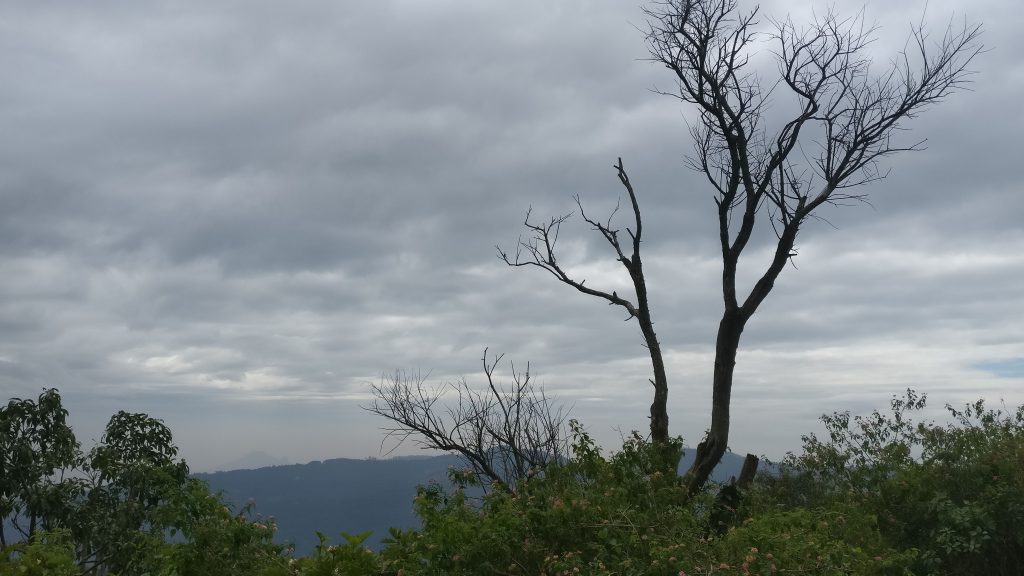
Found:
[0,389,297,576]
[377,421,691,574]
[160,487,290,576]
[74,411,195,575]
[712,506,916,575]
[291,531,381,576]
[760,390,926,513]
[0,389,80,546]
[889,399,1024,574]
[6,388,1022,575]
[88,410,185,482]
[375,420,900,576]
[0,531,78,576]
[772,390,1024,575]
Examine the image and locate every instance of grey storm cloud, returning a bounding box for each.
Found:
[0,0,1021,470]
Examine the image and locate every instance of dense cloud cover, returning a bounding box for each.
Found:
[1,0,1021,471]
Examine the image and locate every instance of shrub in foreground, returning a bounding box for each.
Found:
[769,390,1024,575]
[376,422,903,575]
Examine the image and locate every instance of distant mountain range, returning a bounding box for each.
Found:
[196,454,462,553]
[196,450,758,554]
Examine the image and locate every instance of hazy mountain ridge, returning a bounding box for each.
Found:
[210,451,294,472]
[196,450,759,553]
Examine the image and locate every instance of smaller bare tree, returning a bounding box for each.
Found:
[498,159,673,451]
[367,349,569,488]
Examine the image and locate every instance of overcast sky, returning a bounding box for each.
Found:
[2,0,1021,472]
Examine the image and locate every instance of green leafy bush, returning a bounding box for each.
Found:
[712,506,916,575]
[771,390,1024,575]
[6,388,1022,575]
[290,531,381,576]
[159,485,290,576]
[1,389,295,576]
[0,390,80,546]
[0,530,78,576]
[375,420,903,576]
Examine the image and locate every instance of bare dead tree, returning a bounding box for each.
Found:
[642,0,982,493]
[498,159,672,449]
[496,0,981,494]
[366,349,569,488]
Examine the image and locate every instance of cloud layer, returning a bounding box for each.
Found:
[1,0,1021,470]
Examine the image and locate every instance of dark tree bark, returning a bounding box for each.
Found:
[736,453,759,490]
[643,0,982,494]
[499,159,672,445]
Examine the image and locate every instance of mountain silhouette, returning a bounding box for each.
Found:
[197,450,759,553]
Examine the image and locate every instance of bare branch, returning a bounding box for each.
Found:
[366,351,569,488]
[498,190,642,319]
[499,159,674,445]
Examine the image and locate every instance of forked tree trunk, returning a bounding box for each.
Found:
[644,0,979,497]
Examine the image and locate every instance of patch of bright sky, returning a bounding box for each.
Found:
[975,358,1024,378]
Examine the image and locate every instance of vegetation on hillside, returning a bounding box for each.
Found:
[3,388,1022,575]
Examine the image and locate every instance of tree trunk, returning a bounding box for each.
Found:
[623,178,671,448]
[736,453,759,490]
[686,309,745,494]
[646,330,670,445]
[635,270,670,445]
[641,319,679,470]
[635,257,680,469]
